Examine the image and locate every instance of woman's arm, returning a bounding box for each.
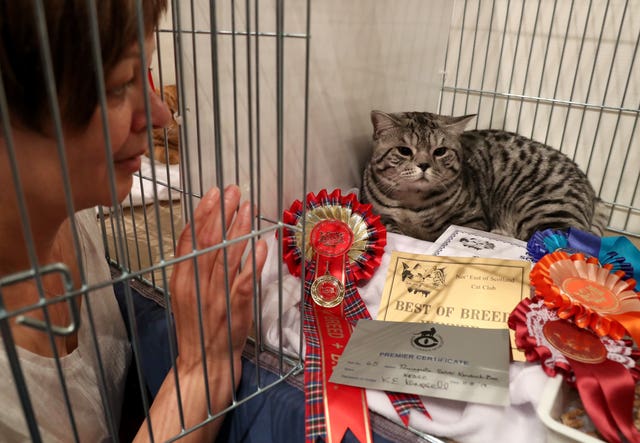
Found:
[134,185,267,442]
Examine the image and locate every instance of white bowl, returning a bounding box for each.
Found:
[536,376,603,443]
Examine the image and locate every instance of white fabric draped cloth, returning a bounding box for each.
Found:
[260,231,549,443]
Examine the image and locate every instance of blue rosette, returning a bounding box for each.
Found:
[527,227,638,287]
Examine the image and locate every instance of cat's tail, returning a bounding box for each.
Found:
[589,199,609,236]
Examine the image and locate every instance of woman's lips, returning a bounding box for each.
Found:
[114,152,143,173]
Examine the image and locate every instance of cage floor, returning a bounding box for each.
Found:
[104,200,181,292]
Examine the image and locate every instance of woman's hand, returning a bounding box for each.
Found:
[137,185,268,443]
[170,185,267,379]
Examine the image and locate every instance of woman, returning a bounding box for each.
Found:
[0,1,267,441]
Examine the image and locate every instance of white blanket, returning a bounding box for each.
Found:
[260,231,548,443]
[101,157,181,213]
[126,156,181,207]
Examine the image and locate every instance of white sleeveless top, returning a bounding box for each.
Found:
[0,209,131,442]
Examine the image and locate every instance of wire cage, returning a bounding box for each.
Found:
[0,0,308,441]
[440,0,640,239]
[1,0,640,442]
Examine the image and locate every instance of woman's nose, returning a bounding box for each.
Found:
[149,90,172,129]
[131,88,173,133]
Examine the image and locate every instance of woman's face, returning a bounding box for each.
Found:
[64,34,171,208]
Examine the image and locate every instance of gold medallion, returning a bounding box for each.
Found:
[311,275,345,308]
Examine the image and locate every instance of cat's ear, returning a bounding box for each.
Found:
[443,114,476,134]
[371,110,399,139]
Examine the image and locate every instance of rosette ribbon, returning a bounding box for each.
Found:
[530,251,640,345]
[280,189,428,443]
[509,297,640,443]
[527,228,640,285]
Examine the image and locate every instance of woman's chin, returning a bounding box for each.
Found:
[94,177,133,208]
[114,178,133,204]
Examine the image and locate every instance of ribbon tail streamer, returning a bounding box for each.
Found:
[325,381,371,443]
[571,358,640,443]
[315,304,372,443]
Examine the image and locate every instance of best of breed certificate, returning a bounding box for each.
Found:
[330,320,510,406]
[376,252,530,360]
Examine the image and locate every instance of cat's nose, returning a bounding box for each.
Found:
[418,163,429,171]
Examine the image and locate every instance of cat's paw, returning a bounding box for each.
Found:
[384,224,403,234]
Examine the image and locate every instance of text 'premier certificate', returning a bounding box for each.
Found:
[330,320,511,406]
[376,252,530,360]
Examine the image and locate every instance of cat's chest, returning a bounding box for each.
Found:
[384,207,439,238]
[389,208,426,226]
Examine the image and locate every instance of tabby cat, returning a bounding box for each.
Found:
[360,110,606,242]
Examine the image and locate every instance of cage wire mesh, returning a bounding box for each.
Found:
[0,0,308,441]
[3,0,640,441]
[439,0,640,238]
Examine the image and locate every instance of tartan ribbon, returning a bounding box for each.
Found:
[303,263,429,442]
[280,189,429,442]
[304,262,371,442]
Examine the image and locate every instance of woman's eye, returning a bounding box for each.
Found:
[107,78,135,98]
[433,147,447,157]
[397,146,412,156]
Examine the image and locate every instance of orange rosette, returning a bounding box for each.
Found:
[509,297,640,442]
[531,250,640,342]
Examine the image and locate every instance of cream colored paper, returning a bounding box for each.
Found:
[377,252,530,360]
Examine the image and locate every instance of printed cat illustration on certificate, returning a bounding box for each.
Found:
[401,261,446,297]
[360,111,607,242]
[459,237,495,252]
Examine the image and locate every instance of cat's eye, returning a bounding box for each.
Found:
[433,147,447,157]
[397,146,412,156]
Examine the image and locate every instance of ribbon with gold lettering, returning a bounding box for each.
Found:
[509,296,640,442]
[281,189,428,443]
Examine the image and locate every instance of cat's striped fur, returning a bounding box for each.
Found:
[360,111,607,242]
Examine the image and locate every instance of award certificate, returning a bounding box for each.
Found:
[376,252,530,360]
[330,320,511,406]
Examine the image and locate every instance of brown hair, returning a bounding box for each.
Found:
[0,0,168,133]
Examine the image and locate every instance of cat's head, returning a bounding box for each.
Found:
[369,111,475,196]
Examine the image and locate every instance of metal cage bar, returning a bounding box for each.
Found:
[0,0,309,441]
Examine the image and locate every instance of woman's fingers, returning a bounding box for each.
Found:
[173,184,265,322]
[231,239,268,302]
[174,187,220,258]
[221,185,242,231]
[212,201,253,283]
[227,239,268,348]
[169,184,269,376]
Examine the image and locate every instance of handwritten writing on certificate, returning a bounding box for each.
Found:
[330,320,510,406]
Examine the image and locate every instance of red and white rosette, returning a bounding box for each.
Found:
[531,251,640,343]
[510,296,640,442]
[281,189,386,286]
[280,189,427,443]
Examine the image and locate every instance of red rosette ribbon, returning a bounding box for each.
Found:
[530,251,640,343]
[280,189,428,443]
[281,188,386,284]
[509,297,640,443]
